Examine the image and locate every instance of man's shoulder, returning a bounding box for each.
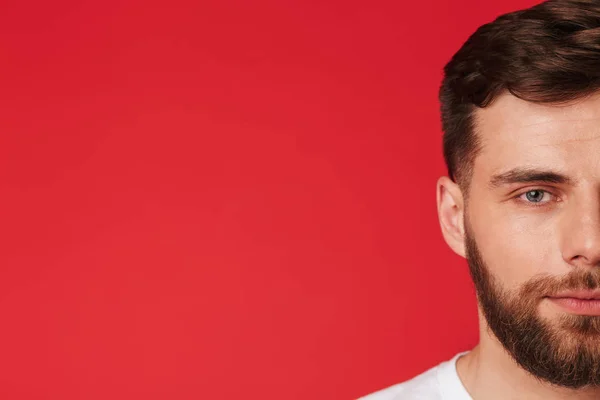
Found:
[356,351,470,400]
[357,363,442,400]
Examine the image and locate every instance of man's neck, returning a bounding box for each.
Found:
[456,324,600,400]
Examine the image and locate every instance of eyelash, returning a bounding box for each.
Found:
[515,189,558,207]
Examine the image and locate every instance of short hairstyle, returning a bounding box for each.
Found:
[440,0,600,194]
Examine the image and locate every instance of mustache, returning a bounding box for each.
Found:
[521,269,600,297]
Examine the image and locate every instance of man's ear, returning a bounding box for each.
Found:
[436,176,466,258]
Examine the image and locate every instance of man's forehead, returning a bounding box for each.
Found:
[472,91,600,181]
[475,91,600,139]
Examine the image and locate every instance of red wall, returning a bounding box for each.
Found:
[0,1,540,399]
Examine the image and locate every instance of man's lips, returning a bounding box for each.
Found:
[549,290,600,300]
[547,291,600,315]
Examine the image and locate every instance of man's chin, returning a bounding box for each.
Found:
[536,299,600,335]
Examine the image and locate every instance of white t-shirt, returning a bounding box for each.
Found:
[358,352,472,400]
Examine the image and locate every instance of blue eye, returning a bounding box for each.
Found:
[524,190,546,203]
[515,189,559,207]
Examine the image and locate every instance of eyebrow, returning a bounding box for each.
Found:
[488,167,577,189]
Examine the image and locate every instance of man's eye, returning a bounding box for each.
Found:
[519,189,552,204]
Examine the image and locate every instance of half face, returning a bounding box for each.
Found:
[465,90,600,387]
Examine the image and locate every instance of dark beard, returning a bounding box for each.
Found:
[464,218,600,388]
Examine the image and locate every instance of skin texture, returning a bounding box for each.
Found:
[437,90,600,400]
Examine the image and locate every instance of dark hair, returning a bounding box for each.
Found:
[440,0,600,193]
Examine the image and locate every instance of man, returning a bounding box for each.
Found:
[359,0,600,399]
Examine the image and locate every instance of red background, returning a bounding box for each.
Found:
[0,1,539,399]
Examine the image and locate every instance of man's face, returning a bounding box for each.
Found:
[466,91,600,388]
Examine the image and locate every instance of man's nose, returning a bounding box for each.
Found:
[561,194,600,269]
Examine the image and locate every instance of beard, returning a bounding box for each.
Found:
[464,217,600,388]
